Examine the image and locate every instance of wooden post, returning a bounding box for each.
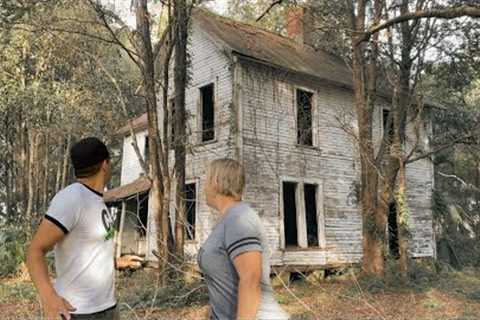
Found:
[116,201,127,260]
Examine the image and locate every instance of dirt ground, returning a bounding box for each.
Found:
[1,266,480,320]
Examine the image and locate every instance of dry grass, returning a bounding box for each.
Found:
[1,266,480,320]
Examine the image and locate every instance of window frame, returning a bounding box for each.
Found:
[279,176,326,250]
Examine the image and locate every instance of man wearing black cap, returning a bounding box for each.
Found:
[26,137,143,320]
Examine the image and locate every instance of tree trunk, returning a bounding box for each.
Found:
[397,160,409,279]
[25,132,38,236]
[173,0,189,258]
[43,133,50,211]
[61,134,71,190]
[136,0,170,283]
[55,140,63,193]
[351,0,385,277]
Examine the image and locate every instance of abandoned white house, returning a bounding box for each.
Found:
[104,8,436,268]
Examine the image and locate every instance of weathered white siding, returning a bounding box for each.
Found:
[237,59,435,266]
[120,131,148,185]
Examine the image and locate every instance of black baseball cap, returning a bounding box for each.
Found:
[70,137,110,171]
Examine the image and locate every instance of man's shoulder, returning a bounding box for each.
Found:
[51,183,84,203]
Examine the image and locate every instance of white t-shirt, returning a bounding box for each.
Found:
[45,182,117,315]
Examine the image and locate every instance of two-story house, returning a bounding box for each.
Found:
[104,7,436,269]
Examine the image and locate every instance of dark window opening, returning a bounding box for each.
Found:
[185,183,197,240]
[297,89,313,146]
[383,109,394,143]
[388,202,399,258]
[137,196,149,237]
[304,184,319,247]
[283,182,298,247]
[170,98,176,147]
[144,135,149,168]
[201,84,215,142]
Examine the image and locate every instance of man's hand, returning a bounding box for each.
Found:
[41,292,76,320]
[116,255,144,270]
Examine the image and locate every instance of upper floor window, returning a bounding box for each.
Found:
[297,89,313,146]
[200,83,215,142]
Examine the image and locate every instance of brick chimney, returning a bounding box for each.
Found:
[286,6,315,46]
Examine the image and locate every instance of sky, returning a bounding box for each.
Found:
[101,0,229,28]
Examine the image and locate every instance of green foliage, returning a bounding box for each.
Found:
[0,228,27,277]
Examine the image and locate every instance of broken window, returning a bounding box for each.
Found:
[304,184,319,247]
[185,183,197,241]
[200,84,215,142]
[388,201,399,258]
[297,89,313,146]
[282,181,323,249]
[283,182,298,246]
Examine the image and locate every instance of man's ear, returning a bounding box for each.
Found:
[101,159,109,171]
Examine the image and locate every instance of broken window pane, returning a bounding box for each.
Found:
[283,182,298,246]
[201,84,215,142]
[304,183,319,247]
[297,89,313,146]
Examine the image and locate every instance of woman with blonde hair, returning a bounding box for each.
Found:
[198,158,289,320]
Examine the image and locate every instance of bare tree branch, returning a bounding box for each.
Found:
[256,0,284,22]
[356,5,480,45]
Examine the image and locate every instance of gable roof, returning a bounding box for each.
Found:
[192,8,353,88]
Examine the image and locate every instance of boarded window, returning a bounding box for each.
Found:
[304,184,319,247]
[297,89,313,146]
[283,182,298,246]
[201,84,215,142]
[185,183,197,240]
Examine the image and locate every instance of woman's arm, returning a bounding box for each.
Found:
[233,251,262,320]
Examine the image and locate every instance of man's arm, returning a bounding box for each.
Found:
[233,251,262,320]
[26,219,76,320]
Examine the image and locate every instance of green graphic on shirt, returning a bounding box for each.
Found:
[104,227,115,241]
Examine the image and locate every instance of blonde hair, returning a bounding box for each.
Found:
[207,158,245,199]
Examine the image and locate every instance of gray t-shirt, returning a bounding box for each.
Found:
[198,202,289,320]
[44,182,117,315]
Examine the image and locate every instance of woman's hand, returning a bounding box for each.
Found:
[116,255,144,270]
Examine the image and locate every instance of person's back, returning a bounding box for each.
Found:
[199,202,289,319]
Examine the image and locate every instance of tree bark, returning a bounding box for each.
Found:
[42,133,49,211]
[61,134,71,190]
[136,0,170,282]
[173,0,189,258]
[25,131,39,236]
